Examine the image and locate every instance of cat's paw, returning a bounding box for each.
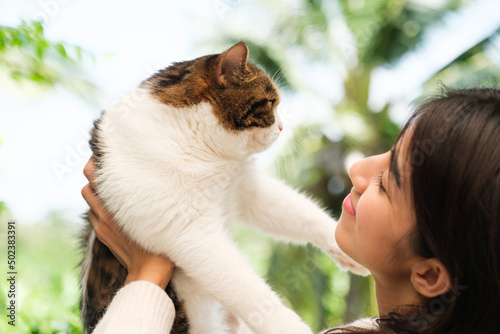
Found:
[246,301,313,334]
[322,233,370,276]
[326,246,370,276]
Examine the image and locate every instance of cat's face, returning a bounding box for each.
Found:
[143,43,282,156]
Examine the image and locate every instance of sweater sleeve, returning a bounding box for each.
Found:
[92,281,175,334]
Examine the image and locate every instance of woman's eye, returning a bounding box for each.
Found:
[377,172,386,193]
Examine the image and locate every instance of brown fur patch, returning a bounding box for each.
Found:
[166,283,190,333]
[89,116,105,170]
[141,43,280,132]
[80,222,128,333]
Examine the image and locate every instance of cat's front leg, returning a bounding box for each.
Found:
[166,227,313,334]
[238,168,369,276]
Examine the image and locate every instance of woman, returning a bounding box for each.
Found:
[82,87,500,333]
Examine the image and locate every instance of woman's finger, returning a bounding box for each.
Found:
[87,209,101,232]
[81,183,105,221]
[83,156,97,187]
[87,208,129,269]
[82,184,116,244]
[84,189,118,244]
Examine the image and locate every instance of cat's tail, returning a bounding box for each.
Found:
[79,217,128,334]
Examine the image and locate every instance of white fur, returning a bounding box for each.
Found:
[87,87,368,334]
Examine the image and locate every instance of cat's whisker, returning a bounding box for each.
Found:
[272,68,287,90]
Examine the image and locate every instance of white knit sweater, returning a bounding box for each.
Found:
[92,281,175,334]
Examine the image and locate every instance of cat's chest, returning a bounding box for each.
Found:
[156,160,245,220]
[185,166,244,221]
[218,178,243,223]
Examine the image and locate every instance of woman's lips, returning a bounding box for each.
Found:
[342,192,356,216]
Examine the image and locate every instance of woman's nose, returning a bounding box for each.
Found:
[349,153,388,194]
[349,159,370,194]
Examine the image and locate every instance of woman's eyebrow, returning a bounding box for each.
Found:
[389,148,401,188]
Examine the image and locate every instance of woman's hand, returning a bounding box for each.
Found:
[81,156,174,290]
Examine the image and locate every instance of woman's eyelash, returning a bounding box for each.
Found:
[377,171,386,193]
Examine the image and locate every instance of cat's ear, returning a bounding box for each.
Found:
[216,42,249,85]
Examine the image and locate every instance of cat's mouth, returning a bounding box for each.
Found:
[249,128,280,151]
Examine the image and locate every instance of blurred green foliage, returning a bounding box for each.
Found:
[0,213,82,334]
[0,21,79,85]
[0,21,99,101]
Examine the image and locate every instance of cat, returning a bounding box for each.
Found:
[80,42,368,334]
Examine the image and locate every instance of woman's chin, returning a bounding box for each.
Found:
[335,219,356,260]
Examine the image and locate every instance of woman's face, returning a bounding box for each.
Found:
[336,133,417,278]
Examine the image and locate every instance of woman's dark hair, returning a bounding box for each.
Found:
[326,87,500,334]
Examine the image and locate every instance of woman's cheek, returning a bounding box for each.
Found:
[355,191,388,248]
[355,195,374,233]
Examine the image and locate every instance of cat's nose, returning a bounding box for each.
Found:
[278,124,283,132]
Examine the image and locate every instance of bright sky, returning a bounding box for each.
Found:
[0,0,499,223]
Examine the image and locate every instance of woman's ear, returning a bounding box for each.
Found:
[410,258,451,298]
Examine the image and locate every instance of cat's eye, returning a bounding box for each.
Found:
[268,99,276,107]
